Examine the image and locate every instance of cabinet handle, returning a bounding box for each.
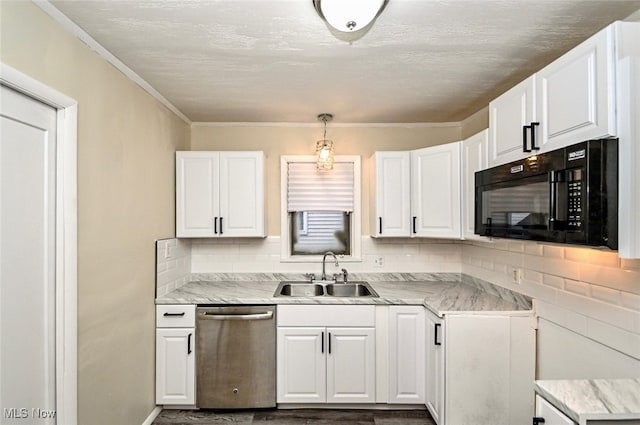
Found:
[532,418,545,425]
[321,331,325,353]
[328,332,332,354]
[523,125,532,152]
[530,122,540,150]
[434,323,441,346]
[412,216,417,234]
[214,217,218,234]
[219,217,223,235]
[187,332,192,355]
[378,217,382,235]
[163,312,185,317]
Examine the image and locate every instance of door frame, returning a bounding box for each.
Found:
[1,62,78,425]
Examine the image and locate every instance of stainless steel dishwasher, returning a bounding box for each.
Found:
[196,305,276,408]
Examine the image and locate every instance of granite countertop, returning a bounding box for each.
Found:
[156,273,532,317]
[535,379,640,424]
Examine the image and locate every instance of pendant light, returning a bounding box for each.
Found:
[316,113,335,171]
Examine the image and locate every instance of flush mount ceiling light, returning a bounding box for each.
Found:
[313,0,388,41]
[316,113,335,171]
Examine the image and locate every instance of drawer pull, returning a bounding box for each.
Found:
[163,312,185,317]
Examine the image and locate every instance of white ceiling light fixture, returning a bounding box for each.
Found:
[316,113,335,171]
[313,0,389,41]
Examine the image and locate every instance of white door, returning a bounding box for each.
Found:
[1,85,57,423]
[462,130,488,240]
[425,312,445,425]
[388,306,425,404]
[218,151,265,237]
[411,143,462,239]
[155,328,195,405]
[176,151,219,237]
[371,152,411,237]
[326,327,376,403]
[277,327,326,403]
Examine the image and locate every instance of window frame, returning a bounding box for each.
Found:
[280,155,362,262]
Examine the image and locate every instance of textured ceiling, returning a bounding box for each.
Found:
[51,0,640,123]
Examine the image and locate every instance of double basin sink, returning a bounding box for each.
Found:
[274,281,379,298]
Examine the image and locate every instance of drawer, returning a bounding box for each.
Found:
[277,305,375,327]
[156,305,196,327]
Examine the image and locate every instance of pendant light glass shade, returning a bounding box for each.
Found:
[313,0,388,33]
[316,113,334,171]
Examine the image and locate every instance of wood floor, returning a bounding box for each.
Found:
[152,409,436,425]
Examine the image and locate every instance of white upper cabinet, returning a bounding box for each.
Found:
[176,151,265,238]
[489,75,536,166]
[370,152,412,237]
[489,25,616,167]
[461,130,488,240]
[411,143,462,239]
[536,25,616,151]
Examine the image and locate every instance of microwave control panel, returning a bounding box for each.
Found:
[567,170,583,230]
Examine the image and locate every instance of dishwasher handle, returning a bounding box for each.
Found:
[198,311,274,321]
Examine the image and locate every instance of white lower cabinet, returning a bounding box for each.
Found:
[388,306,425,404]
[425,310,536,425]
[156,305,196,405]
[276,305,376,404]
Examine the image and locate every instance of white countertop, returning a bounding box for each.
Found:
[155,273,532,317]
[535,378,640,424]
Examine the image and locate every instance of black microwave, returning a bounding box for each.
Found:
[475,139,618,249]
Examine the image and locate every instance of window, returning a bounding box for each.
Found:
[280,155,361,261]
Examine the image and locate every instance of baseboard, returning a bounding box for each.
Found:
[141,406,162,425]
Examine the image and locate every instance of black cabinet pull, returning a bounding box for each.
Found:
[378,217,382,235]
[530,122,540,150]
[328,332,332,354]
[434,323,441,346]
[214,217,218,234]
[532,417,545,425]
[523,125,532,152]
[163,312,185,317]
[187,332,192,354]
[321,331,325,353]
[219,217,223,234]
[412,216,417,234]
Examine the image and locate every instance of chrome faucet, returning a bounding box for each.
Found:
[321,251,339,281]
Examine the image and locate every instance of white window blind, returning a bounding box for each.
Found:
[287,162,354,212]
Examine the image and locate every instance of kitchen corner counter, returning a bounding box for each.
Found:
[534,379,640,424]
[155,273,532,316]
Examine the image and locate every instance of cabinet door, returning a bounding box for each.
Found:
[277,327,326,403]
[326,327,376,403]
[370,152,411,237]
[218,151,265,237]
[535,395,576,425]
[156,328,195,405]
[462,130,488,240]
[489,75,536,166]
[536,26,615,152]
[388,306,425,404]
[411,143,462,239]
[425,312,444,424]
[176,152,219,237]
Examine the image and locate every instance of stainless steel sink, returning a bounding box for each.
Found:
[274,281,378,298]
[276,283,325,297]
[325,282,378,297]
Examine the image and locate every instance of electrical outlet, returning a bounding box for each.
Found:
[509,266,522,284]
[374,256,384,267]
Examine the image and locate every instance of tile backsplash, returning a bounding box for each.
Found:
[156,238,191,297]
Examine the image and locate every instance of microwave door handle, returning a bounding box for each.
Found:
[549,171,559,231]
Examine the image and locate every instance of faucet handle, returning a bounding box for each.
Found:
[341,268,349,283]
[304,273,316,282]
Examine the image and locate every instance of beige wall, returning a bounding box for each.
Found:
[1,3,190,424]
[191,124,462,235]
[460,106,489,139]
